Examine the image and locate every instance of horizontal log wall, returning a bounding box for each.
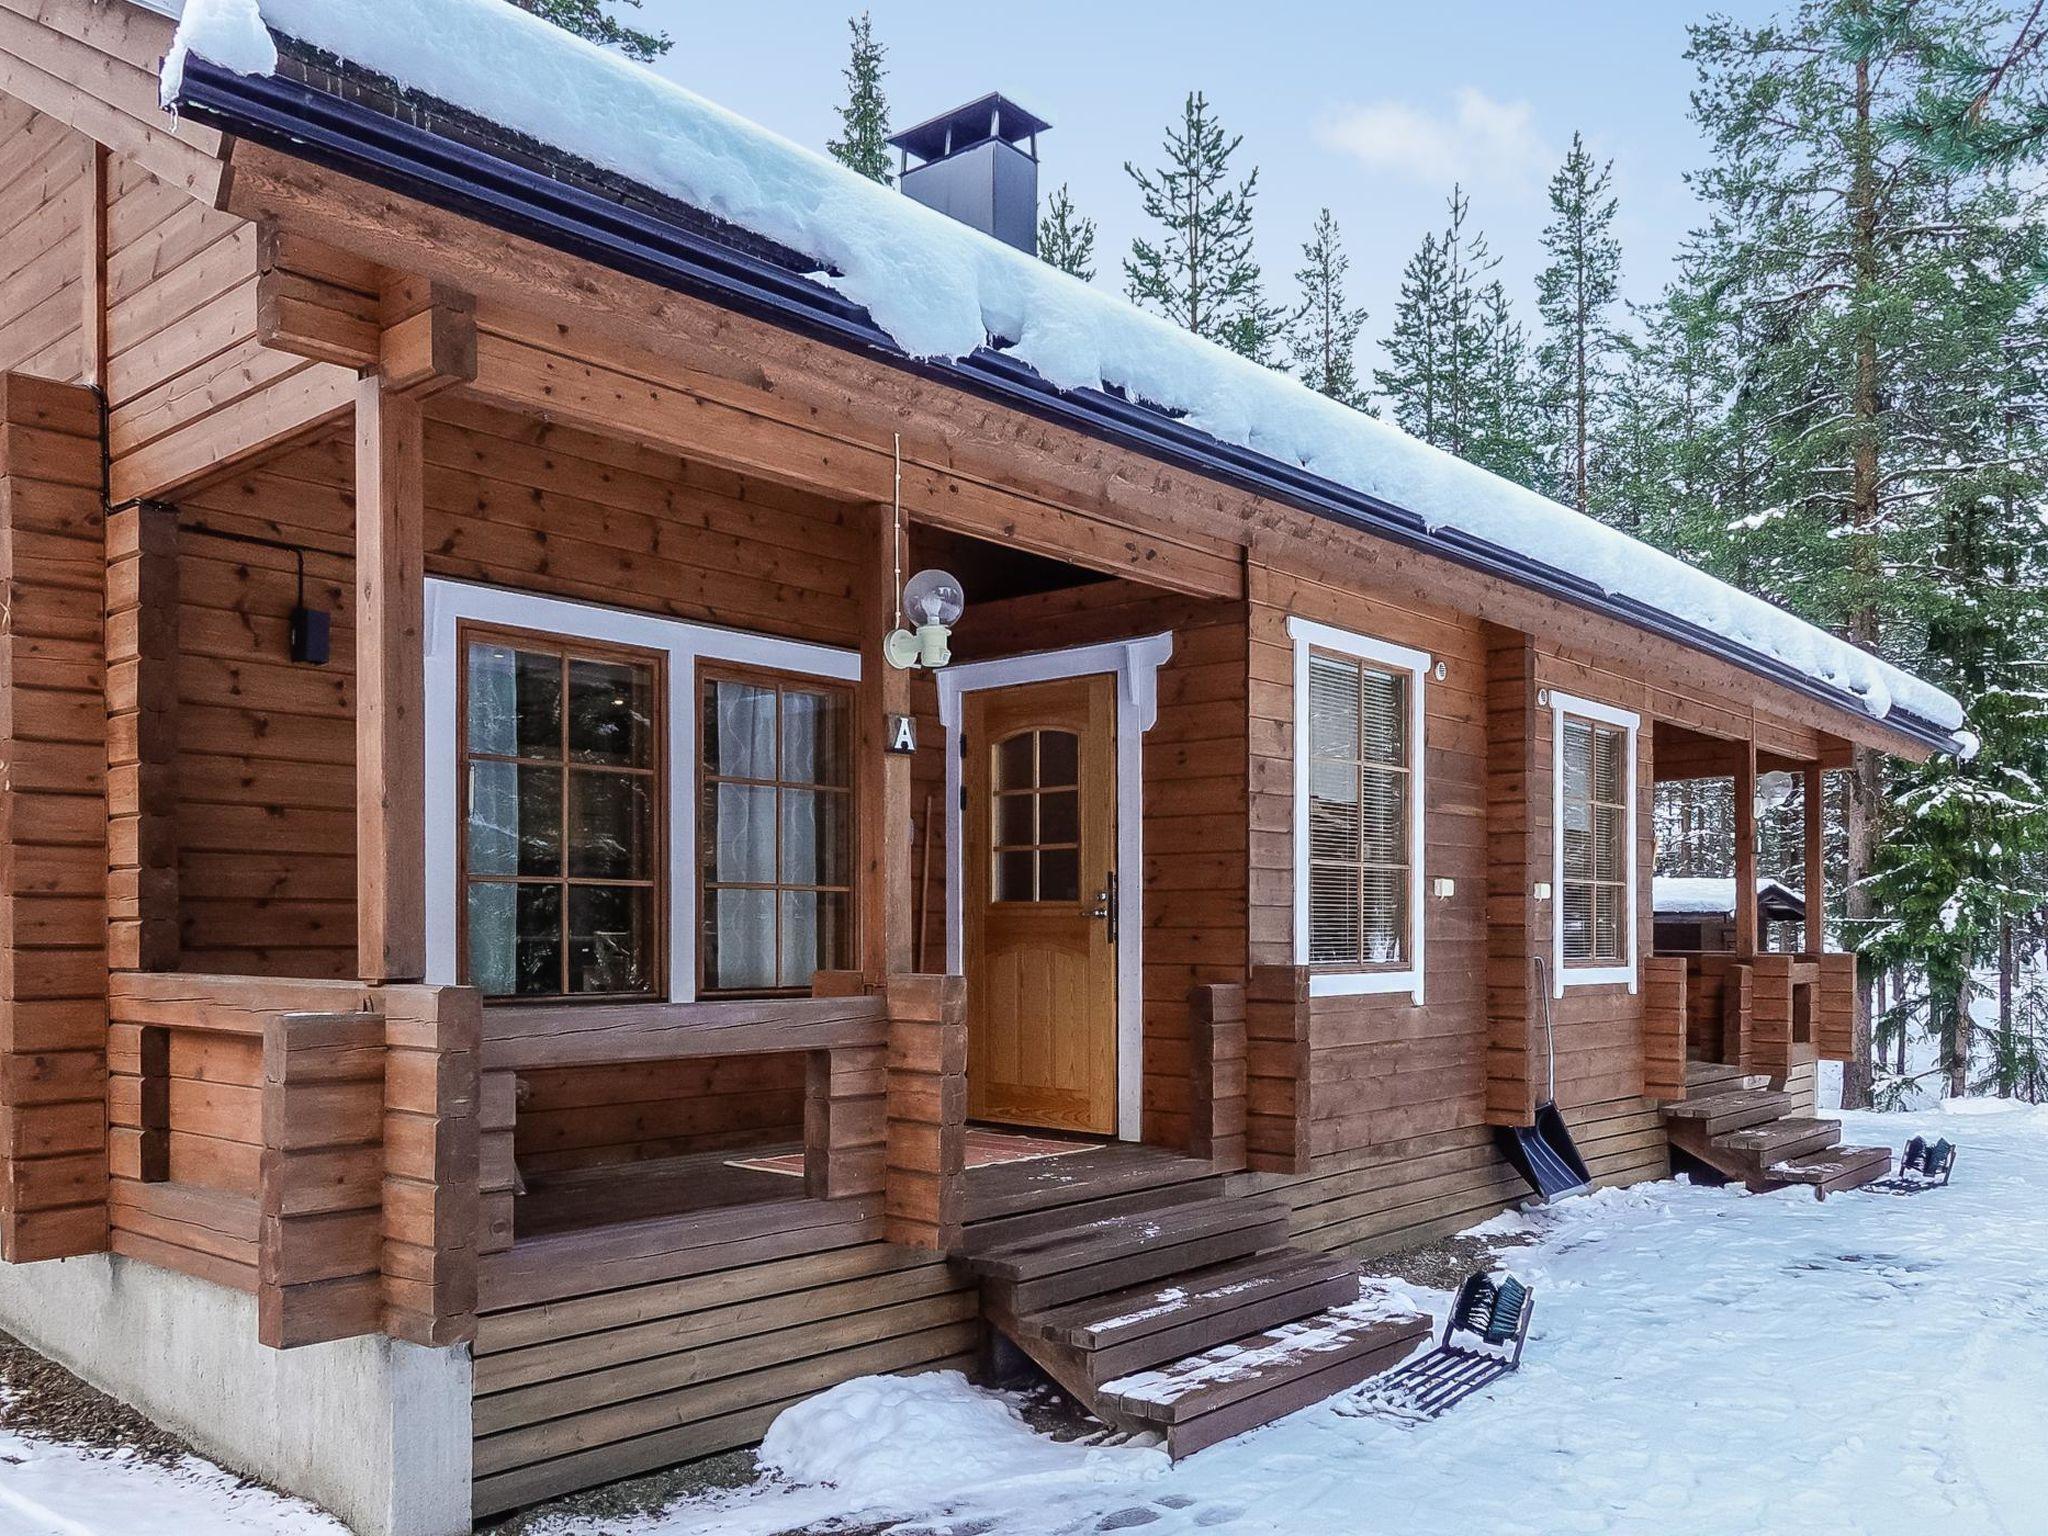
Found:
[0,104,88,383]
[470,1217,975,1517]
[0,372,108,1262]
[514,1056,805,1175]
[1239,1093,1671,1262]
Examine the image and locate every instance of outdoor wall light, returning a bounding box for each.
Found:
[884,568,966,670]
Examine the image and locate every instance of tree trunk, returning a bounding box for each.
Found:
[1948,976,1970,1100]
[1840,37,1882,1115]
[1999,917,2015,1098]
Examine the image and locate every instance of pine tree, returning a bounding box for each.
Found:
[1534,132,1622,517]
[1285,209,1371,410]
[1374,187,1541,485]
[1038,184,1098,282]
[1687,0,2048,1105]
[1124,92,1286,361]
[511,0,669,61]
[827,12,893,185]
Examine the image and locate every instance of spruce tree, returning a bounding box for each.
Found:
[1534,132,1622,517]
[827,12,893,185]
[1687,0,2048,1105]
[1038,183,1098,282]
[511,0,669,61]
[1285,209,1371,410]
[1124,92,1286,361]
[1374,187,1541,485]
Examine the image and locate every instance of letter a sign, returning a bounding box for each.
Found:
[885,714,917,754]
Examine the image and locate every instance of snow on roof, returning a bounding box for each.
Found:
[1652,876,1805,917]
[161,0,1966,740]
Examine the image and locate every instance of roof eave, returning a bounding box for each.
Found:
[172,58,1958,761]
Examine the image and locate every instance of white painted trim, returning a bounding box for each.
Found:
[936,632,1172,1142]
[423,578,861,1000]
[1547,689,1641,998]
[1286,616,1430,1005]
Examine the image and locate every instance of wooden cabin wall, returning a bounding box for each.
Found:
[513,1056,806,1175]
[0,104,89,382]
[954,581,1249,1149]
[1247,557,1493,1156]
[156,395,870,979]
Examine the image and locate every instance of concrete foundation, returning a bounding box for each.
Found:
[0,1253,471,1536]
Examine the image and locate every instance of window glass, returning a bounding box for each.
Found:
[1561,717,1628,964]
[989,729,1083,904]
[701,673,855,993]
[1306,651,1411,968]
[462,636,660,999]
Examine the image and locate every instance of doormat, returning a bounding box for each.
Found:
[728,1128,1101,1179]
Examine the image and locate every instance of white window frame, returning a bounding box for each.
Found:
[1287,616,1430,1004]
[1548,690,1640,997]
[422,578,862,1001]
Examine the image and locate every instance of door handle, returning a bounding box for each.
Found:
[1091,870,1118,945]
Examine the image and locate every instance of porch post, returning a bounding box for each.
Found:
[1802,762,1825,955]
[1733,737,1758,955]
[355,378,426,984]
[861,502,915,980]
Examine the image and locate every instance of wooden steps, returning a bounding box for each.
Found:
[1665,1060,1890,1199]
[963,1192,1430,1456]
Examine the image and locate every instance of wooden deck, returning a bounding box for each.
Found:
[515,1147,805,1239]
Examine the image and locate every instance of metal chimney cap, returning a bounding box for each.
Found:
[888,92,1051,165]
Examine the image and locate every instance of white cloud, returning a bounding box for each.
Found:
[1317,87,1552,191]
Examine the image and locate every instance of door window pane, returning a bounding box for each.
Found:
[988,730,1085,905]
[700,671,855,994]
[462,633,661,999]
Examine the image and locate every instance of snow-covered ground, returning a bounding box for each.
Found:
[580,1099,2044,1536]
[0,1438,341,1536]
[0,1101,2038,1535]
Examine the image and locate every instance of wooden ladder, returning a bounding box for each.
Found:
[1664,1061,1891,1197]
[961,1192,1431,1456]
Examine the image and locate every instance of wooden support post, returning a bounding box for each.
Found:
[1482,624,1541,1128]
[376,983,481,1346]
[1187,984,1247,1169]
[1802,762,1825,956]
[1734,737,1759,957]
[0,373,110,1264]
[862,503,915,982]
[258,1010,386,1348]
[1245,964,1310,1174]
[354,378,426,983]
[882,973,966,1250]
[105,503,178,971]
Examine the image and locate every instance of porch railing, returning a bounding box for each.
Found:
[105,973,480,1348]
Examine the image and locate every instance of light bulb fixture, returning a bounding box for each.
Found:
[1755,770,1796,811]
[885,567,965,670]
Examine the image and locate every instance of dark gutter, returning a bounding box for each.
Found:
[173,58,1957,756]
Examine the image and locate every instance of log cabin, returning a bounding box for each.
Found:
[0,2,1966,1531]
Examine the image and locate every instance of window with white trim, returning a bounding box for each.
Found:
[1549,691,1639,991]
[1287,618,1428,1002]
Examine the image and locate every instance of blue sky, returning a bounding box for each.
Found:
[637,1,1778,375]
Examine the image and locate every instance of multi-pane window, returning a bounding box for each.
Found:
[1305,651,1411,968]
[991,729,1081,904]
[1560,717,1629,964]
[700,671,854,994]
[463,633,661,999]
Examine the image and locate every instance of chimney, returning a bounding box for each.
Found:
[889,93,1050,255]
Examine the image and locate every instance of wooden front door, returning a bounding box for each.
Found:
[964,675,1118,1134]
